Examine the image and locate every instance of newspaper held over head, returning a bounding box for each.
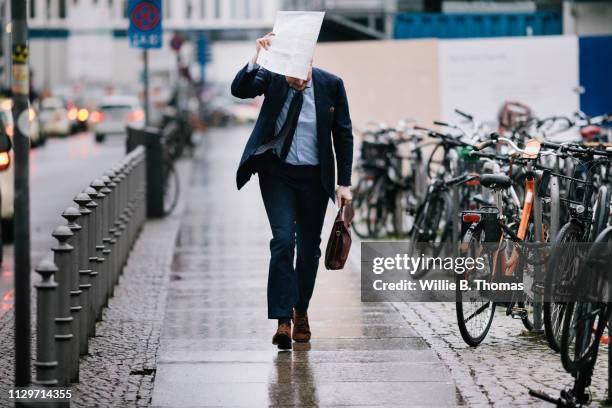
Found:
[257,11,325,81]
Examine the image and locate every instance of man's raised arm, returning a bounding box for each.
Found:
[231,33,275,99]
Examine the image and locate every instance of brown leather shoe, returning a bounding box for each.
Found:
[292,310,311,343]
[272,323,292,350]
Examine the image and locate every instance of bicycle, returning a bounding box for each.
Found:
[352,127,425,238]
[543,142,612,353]
[455,136,559,346]
[529,227,612,408]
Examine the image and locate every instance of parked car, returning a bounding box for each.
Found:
[39,97,70,138]
[1,98,42,147]
[67,98,90,134]
[29,101,44,147]
[92,95,145,143]
[0,99,15,245]
[230,99,259,124]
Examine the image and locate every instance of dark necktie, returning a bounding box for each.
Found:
[276,89,304,160]
[253,88,304,160]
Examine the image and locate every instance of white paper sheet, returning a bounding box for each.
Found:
[257,11,325,80]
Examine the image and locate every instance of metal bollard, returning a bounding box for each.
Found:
[73,193,93,355]
[83,187,99,336]
[123,161,135,255]
[90,179,107,320]
[110,165,123,275]
[139,153,147,226]
[116,164,129,269]
[61,207,82,383]
[104,170,119,292]
[52,225,75,387]
[34,260,59,387]
[101,175,115,300]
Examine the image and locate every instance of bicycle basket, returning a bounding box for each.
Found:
[361,140,395,162]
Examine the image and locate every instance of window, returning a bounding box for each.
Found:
[123,0,128,18]
[231,0,248,19]
[200,0,206,19]
[59,0,67,19]
[29,0,35,19]
[214,0,220,18]
[164,0,171,19]
[186,0,192,19]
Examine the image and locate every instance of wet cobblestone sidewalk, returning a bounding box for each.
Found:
[151,126,459,407]
[0,159,191,407]
[393,301,610,407]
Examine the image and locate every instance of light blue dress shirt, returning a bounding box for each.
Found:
[246,62,319,165]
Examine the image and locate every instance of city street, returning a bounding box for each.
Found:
[0,126,610,407]
[0,133,125,318]
[1,1,611,406]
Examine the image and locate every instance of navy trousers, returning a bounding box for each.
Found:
[258,156,329,319]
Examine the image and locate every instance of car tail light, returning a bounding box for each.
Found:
[462,213,481,223]
[0,152,10,171]
[1,99,12,111]
[5,124,13,137]
[77,108,89,122]
[68,107,78,121]
[90,111,104,123]
[128,109,145,122]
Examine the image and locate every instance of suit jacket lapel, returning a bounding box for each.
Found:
[262,77,290,144]
[312,69,324,143]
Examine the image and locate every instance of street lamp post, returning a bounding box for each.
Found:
[11,0,32,388]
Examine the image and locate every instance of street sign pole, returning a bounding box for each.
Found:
[11,0,31,389]
[143,49,149,126]
[128,0,163,127]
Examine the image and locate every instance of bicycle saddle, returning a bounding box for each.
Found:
[479,173,512,189]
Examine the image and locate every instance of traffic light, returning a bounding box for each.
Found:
[196,35,211,65]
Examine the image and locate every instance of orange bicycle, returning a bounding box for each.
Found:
[455,136,555,346]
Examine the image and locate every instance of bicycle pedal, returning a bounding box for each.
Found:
[510,307,528,319]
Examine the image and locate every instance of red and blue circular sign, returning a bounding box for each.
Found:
[131,2,160,31]
[128,0,163,49]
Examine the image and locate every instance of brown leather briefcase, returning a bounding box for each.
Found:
[324,203,354,270]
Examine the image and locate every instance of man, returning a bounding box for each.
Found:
[231,33,353,350]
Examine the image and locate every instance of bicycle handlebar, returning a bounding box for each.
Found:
[414,126,466,145]
[473,139,496,151]
[455,109,474,121]
[433,120,450,128]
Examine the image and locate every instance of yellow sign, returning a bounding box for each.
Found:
[12,44,28,64]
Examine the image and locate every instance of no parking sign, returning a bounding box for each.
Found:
[128,0,163,49]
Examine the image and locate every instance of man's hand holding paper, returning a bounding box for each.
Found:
[256,11,325,80]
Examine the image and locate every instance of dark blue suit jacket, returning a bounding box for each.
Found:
[230,63,353,201]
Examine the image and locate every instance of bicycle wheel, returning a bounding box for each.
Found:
[559,227,612,373]
[163,161,180,215]
[409,191,452,279]
[351,176,374,238]
[543,222,583,352]
[391,183,418,238]
[518,220,550,331]
[366,177,388,238]
[456,223,495,347]
[426,143,445,180]
[590,186,609,241]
